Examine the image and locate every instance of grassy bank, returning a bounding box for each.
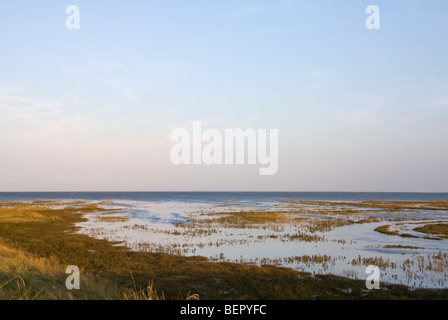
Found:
[414,223,448,238]
[0,201,447,300]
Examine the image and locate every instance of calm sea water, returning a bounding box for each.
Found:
[0,192,447,203]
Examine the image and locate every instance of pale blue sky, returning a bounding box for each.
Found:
[1,0,447,191]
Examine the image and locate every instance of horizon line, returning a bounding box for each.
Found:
[1,190,448,194]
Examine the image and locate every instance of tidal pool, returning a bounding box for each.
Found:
[75,199,448,289]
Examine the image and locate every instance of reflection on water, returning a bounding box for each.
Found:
[76,199,448,289]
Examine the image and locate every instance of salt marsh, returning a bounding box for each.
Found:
[76,199,448,289]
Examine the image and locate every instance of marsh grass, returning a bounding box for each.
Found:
[384,245,424,250]
[0,205,61,223]
[413,223,448,238]
[208,211,295,227]
[374,225,419,239]
[282,200,448,211]
[95,216,131,223]
[124,278,164,300]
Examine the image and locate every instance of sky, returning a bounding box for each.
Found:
[0,0,448,192]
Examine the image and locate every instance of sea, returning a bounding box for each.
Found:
[0,191,447,203]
